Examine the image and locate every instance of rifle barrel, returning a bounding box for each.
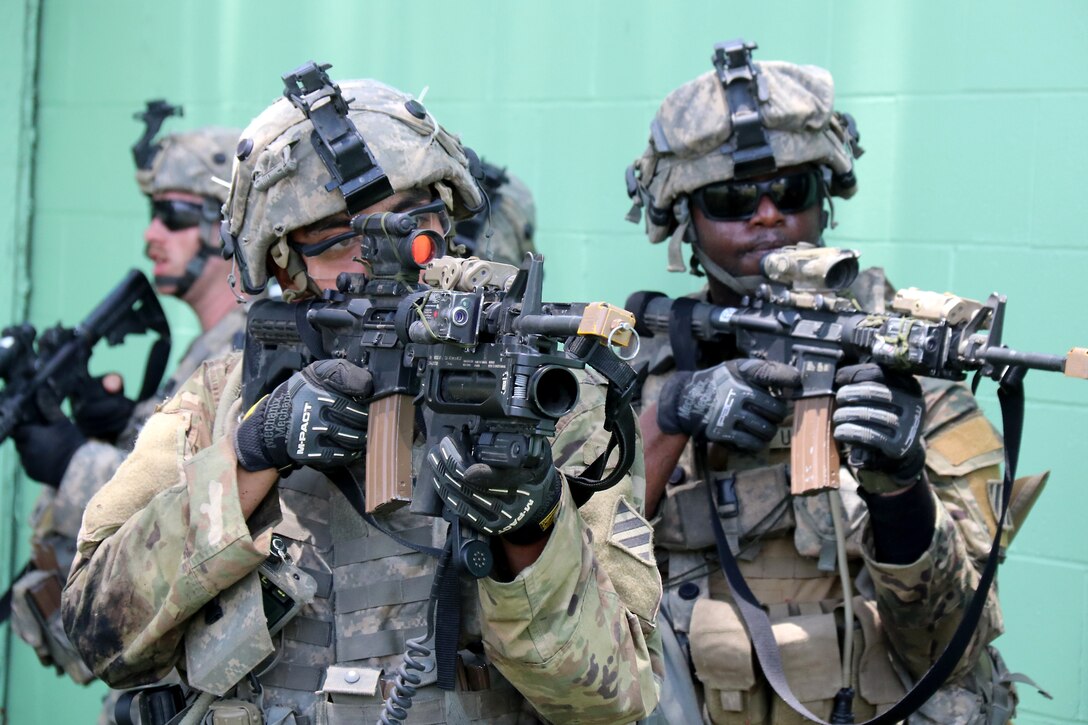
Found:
[982,347,1067,373]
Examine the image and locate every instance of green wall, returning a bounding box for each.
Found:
[0,0,39,723]
[2,1,1086,722]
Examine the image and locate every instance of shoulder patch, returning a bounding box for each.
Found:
[609,498,655,564]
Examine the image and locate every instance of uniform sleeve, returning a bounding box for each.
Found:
[477,372,663,724]
[61,358,273,689]
[861,380,1007,681]
[48,441,128,540]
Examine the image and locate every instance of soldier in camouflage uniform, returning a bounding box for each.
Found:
[623,41,1046,724]
[450,160,536,267]
[7,111,245,696]
[62,67,661,725]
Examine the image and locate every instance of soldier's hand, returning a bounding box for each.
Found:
[657,359,801,451]
[70,373,135,441]
[420,433,562,544]
[234,359,372,472]
[833,363,926,491]
[12,416,86,487]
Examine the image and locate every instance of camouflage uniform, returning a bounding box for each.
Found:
[636,273,1045,724]
[62,353,662,724]
[622,44,1046,723]
[9,304,248,686]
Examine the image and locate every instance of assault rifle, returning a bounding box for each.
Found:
[626,244,1088,495]
[0,269,171,444]
[242,211,638,569]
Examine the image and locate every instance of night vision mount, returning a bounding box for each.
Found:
[713,39,776,180]
[132,99,183,170]
[282,61,394,215]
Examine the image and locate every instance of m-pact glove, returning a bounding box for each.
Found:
[420,433,562,545]
[833,363,926,493]
[657,358,801,451]
[235,359,373,472]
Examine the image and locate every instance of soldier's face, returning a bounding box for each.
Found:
[286,188,442,292]
[691,164,824,283]
[144,190,205,296]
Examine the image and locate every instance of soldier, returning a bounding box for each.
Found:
[62,65,661,724]
[450,159,536,267]
[624,41,1044,723]
[6,106,244,692]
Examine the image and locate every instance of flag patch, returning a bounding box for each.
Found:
[610,498,654,564]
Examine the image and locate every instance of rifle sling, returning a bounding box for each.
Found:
[137,335,172,403]
[701,366,1026,724]
[564,337,641,504]
[670,297,700,372]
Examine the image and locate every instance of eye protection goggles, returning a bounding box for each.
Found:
[292,199,452,258]
[693,169,820,221]
[150,199,206,231]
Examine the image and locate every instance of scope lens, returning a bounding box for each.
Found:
[409,230,446,266]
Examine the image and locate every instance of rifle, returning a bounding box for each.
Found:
[625,244,1088,496]
[242,211,639,573]
[0,269,171,445]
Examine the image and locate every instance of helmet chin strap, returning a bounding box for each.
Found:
[690,239,763,298]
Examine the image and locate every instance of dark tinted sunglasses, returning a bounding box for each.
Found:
[694,170,820,221]
[150,199,206,231]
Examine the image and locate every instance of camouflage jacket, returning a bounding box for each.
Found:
[11,304,248,686]
[62,352,662,724]
[637,272,1044,725]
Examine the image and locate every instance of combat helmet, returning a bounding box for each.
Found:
[221,62,484,297]
[626,39,863,293]
[451,160,536,267]
[133,100,240,295]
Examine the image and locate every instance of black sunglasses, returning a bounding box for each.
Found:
[150,199,206,231]
[694,169,821,221]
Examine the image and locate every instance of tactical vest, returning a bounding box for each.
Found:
[641,360,1036,725]
[191,466,537,725]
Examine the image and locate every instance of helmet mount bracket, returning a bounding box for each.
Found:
[713,39,777,180]
[282,61,394,215]
[132,99,183,170]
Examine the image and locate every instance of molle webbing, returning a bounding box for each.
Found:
[320,676,523,725]
[336,575,432,613]
[334,525,434,566]
[338,625,429,662]
[260,662,325,692]
[282,617,333,647]
[301,566,333,599]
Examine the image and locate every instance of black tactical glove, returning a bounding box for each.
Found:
[657,359,801,451]
[12,417,86,487]
[833,363,926,491]
[234,359,373,472]
[420,433,562,545]
[70,374,135,441]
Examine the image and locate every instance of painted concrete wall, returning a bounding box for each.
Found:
[2,1,1086,723]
